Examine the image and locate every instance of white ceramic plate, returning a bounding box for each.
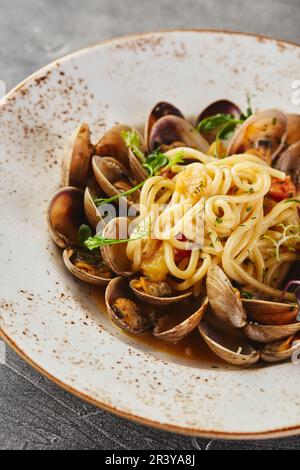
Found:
[1,30,300,439]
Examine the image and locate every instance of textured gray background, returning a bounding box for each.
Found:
[1,0,300,450]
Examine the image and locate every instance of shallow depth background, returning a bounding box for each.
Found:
[1,0,300,450]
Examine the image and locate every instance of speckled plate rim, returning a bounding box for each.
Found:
[1,29,300,440]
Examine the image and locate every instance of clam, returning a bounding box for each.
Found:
[148,115,209,153]
[286,113,300,146]
[228,109,287,163]
[145,101,184,150]
[47,187,113,284]
[128,148,148,182]
[197,99,241,144]
[94,124,131,168]
[92,156,140,207]
[100,217,134,277]
[129,276,192,306]
[275,140,300,191]
[206,264,247,328]
[84,178,106,230]
[105,276,154,334]
[261,334,300,363]
[198,312,260,366]
[242,298,298,325]
[47,187,86,248]
[61,123,93,189]
[63,248,113,285]
[244,321,300,343]
[153,297,208,342]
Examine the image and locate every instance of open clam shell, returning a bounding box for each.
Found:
[92,156,140,207]
[148,114,209,153]
[286,113,300,146]
[94,124,131,168]
[242,299,298,325]
[61,123,93,189]
[130,277,192,306]
[196,99,241,144]
[128,148,148,183]
[228,109,287,163]
[84,178,106,230]
[206,264,247,328]
[100,217,134,277]
[153,297,208,342]
[198,313,260,366]
[105,276,154,334]
[261,334,300,363]
[47,187,86,248]
[244,322,300,344]
[63,248,112,285]
[145,101,184,150]
[275,140,300,191]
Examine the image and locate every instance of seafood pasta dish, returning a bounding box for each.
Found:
[47,99,300,366]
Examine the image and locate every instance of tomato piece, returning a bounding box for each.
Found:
[160,168,176,179]
[173,233,191,262]
[268,176,296,202]
[173,248,191,263]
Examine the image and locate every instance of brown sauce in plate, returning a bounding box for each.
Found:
[92,288,224,367]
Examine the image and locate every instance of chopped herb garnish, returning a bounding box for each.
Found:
[143,149,168,176]
[285,199,300,204]
[215,217,223,224]
[78,224,93,247]
[272,117,277,125]
[246,206,253,212]
[248,187,254,194]
[197,114,237,133]
[94,179,145,206]
[121,129,145,162]
[241,291,254,299]
[82,221,149,251]
[240,94,254,120]
[163,150,185,170]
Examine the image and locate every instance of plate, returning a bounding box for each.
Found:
[1,30,300,439]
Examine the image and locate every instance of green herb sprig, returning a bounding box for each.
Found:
[94,149,184,206]
[121,129,145,162]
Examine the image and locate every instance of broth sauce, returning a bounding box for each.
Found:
[93,288,224,367]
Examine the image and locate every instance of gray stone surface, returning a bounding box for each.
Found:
[1,0,300,450]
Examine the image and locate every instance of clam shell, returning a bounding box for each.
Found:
[84,179,106,230]
[148,114,209,153]
[94,124,131,168]
[261,335,300,363]
[92,156,139,208]
[242,299,298,325]
[61,123,93,189]
[63,248,112,285]
[275,140,300,191]
[196,99,241,144]
[244,322,300,343]
[198,313,260,366]
[145,101,184,150]
[228,109,287,163]
[286,113,300,146]
[130,280,192,306]
[128,148,148,183]
[47,187,86,248]
[100,217,134,277]
[206,264,246,328]
[105,276,154,334]
[153,297,208,342]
